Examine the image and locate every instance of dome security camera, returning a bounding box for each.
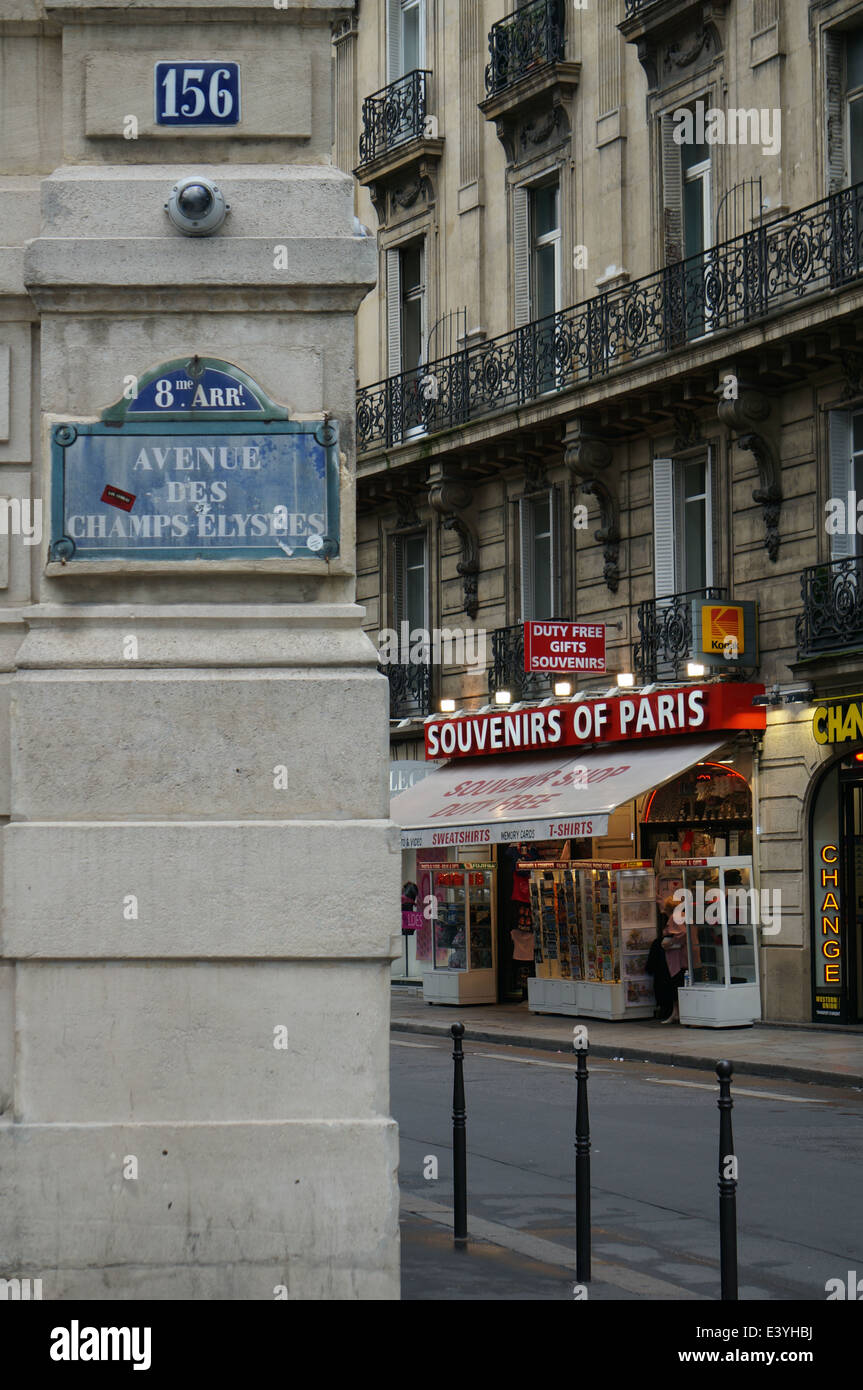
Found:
[165,176,230,236]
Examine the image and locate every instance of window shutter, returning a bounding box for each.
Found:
[825,29,847,194]
[708,445,720,589]
[418,238,427,365]
[513,184,531,326]
[392,533,406,627]
[387,0,402,82]
[518,495,535,621]
[829,410,854,561]
[550,486,562,617]
[652,457,677,598]
[660,113,684,264]
[386,247,402,377]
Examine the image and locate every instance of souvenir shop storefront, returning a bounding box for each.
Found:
[390,682,767,1022]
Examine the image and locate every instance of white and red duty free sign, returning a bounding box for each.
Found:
[524,621,606,673]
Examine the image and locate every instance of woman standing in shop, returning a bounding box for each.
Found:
[659,894,688,1024]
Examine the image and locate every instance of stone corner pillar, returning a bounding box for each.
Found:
[0,0,402,1301]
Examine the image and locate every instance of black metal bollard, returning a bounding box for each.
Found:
[573,1027,591,1282]
[716,1060,739,1300]
[451,1023,468,1242]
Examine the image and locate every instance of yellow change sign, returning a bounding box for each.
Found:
[813,699,863,743]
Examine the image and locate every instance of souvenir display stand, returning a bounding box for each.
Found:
[422,862,497,1005]
[668,856,761,1027]
[526,860,656,1020]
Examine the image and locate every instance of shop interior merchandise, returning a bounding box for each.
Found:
[641,763,752,903]
[526,861,657,1018]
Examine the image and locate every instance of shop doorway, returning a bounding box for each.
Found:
[840,761,863,1022]
[810,754,863,1023]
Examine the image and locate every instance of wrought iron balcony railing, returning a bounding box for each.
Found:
[488,624,557,702]
[357,182,863,455]
[357,69,430,169]
[634,588,727,684]
[796,557,863,659]
[382,660,432,719]
[623,0,654,15]
[485,0,566,98]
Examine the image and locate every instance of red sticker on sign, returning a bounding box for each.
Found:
[101,485,136,511]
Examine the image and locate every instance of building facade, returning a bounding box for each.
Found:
[338,0,863,1023]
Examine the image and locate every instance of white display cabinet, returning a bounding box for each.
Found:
[422,862,497,1005]
[527,861,656,1020]
[670,856,762,1028]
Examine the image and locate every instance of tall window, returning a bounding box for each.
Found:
[682,137,711,260]
[848,31,863,186]
[652,455,714,597]
[400,242,425,374]
[394,532,428,636]
[386,238,426,377]
[677,458,712,591]
[531,181,562,321]
[826,27,863,192]
[828,409,863,561]
[401,0,423,73]
[660,105,712,262]
[513,175,562,328]
[388,0,425,82]
[519,490,560,620]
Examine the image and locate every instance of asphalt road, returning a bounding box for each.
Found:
[392,1037,863,1301]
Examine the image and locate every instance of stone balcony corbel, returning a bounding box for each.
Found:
[427,463,479,619]
[563,418,621,593]
[716,379,782,562]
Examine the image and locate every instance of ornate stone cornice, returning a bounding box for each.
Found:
[717,383,782,562]
[563,418,621,593]
[427,464,479,619]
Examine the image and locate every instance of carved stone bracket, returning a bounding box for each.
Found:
[563,419,621,593]
[393,490,422,530]
[620,1,730,94]
[717,384,782,562]
[840,348,863,403]
[518,457,548,494]
[480,63,581,167]
[672,406,703,452]
[360,148,443,224]
[428,465,479,619]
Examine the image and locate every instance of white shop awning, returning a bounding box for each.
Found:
[391,737,727,850]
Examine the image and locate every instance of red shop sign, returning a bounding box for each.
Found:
[425,683,766,760]
[524,621,606,674]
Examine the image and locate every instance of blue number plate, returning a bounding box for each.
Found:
[155,62,241,126]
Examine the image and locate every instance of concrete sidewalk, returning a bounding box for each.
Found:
[400,1194,707,1300]
[391,988,863,1088]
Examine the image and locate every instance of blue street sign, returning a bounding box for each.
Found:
[155,62,240,126]
[50,360,340,563]
[128,366,263,416]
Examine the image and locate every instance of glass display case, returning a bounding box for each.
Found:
[527,861,656,1020]
[670,856,761,1027]
[423,862,497,1004]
